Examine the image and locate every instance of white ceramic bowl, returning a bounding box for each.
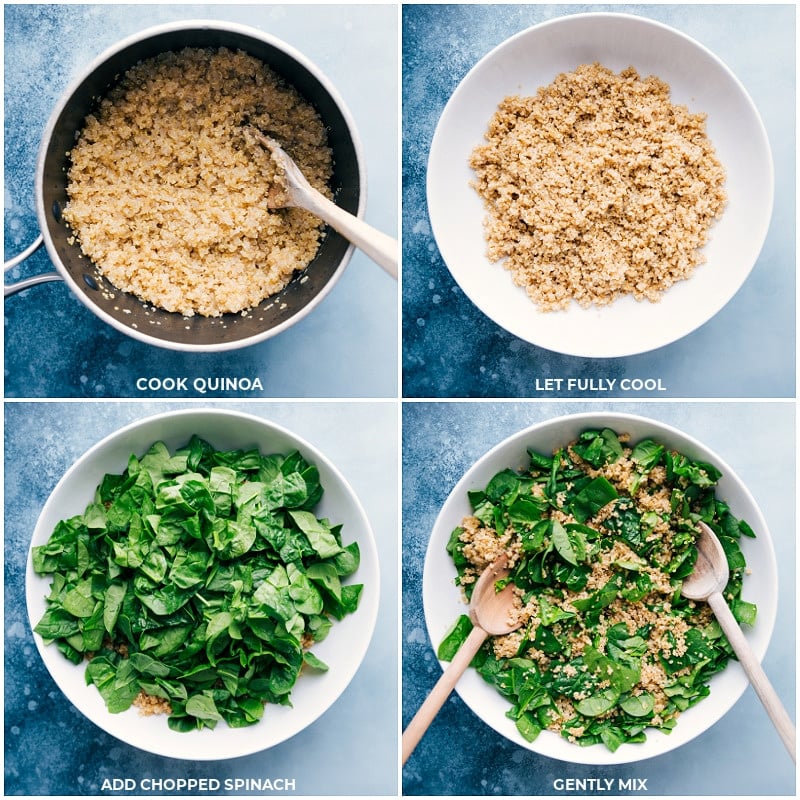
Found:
[427,12,773,357]
[26,409,379,760]
[422,411,777,764]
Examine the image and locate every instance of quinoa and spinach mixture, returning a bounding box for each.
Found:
[33,437,362,732]
[441,428,756,751]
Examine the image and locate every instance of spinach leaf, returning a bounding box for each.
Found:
[288,511,342,559]
[437,615,472,661]
[620,693,654,718]
[485,469,522,505]
[571,429,623,468]
[568,476,618,523]
[551,520,588,566]
[665,451,722,487]
[631,439,664,471]
[576,688,619,717]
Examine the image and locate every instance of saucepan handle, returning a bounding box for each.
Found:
[4,234,63,297]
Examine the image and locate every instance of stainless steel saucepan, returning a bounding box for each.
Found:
[4,20,365,352]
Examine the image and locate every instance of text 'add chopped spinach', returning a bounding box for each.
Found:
[441,428,756,751]
[33,436,363,731]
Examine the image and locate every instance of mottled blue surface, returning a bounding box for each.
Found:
[5,402,398,795]
[4,4,398,399]
[402,4,795,398]
[402,402,795,795]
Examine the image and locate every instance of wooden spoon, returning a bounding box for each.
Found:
[243,127,397,278]
[682,521,795,761]
[402,555,521,764]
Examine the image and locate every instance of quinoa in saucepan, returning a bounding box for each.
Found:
[63,47,333,318]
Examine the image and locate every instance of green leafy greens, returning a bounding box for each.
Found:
[33,436,363,732]
[441,428,756,751]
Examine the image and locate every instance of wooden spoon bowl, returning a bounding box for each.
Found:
[682,522,795,761]
[402,555,520,764]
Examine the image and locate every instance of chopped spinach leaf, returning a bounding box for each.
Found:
[33,437,363,732]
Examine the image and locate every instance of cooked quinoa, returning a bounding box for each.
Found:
[443,428,756,750]
[469,63,727,311]
[63,47,333,317]
[133,690,172,717]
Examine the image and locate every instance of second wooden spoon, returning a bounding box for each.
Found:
[402,555,521,764]
[682,521,795,762]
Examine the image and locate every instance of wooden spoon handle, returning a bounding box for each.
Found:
[708,591,796,762]
[402,625,488,765]
[295,184,398,278]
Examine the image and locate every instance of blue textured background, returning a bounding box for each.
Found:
[4,4,398,399]
[402,4,795,398]
[402,401,795,795]
[5,401,398,795]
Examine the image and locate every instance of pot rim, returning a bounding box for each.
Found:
[33,18,367,352]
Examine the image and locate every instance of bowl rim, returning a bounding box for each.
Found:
[426,10,775,358]
[422,410,779,764]
[33,19,367,353]
[25,407,380,759]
